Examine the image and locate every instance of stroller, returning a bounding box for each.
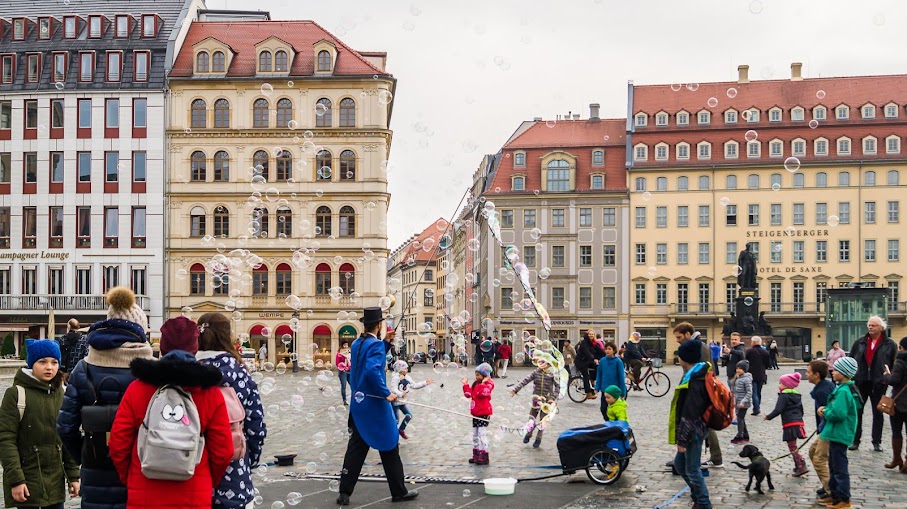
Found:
[556,421,636,485]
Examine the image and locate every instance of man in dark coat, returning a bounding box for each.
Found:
[59,318,88,373]
[848,315,898,451]
[745,336,771,416]
[337,308,418,506]
[575,329,605,399]
[722,332,746,385]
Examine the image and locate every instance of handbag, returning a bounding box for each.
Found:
[877,384,907,416]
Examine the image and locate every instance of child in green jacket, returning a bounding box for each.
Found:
[817,357,860,509]
[603,385,628,421]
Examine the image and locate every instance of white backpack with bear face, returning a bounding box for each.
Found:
[137,384,205,480]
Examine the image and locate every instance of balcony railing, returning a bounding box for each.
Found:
[0,294,150,312]
[668,301,907,317]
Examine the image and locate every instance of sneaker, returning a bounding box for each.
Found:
[817,496,834,504]
[586,393,598,400]
[398,429,408,440]
[826,501,852,509]
[701,460,724,468]
[816,488,828,497]
[792,466,810,477]
[848,442,860,451]
[730,437,745,444]
[731,420,738,425]
[751,411,761,416]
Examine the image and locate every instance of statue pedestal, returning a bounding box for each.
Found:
[735,289,760,336]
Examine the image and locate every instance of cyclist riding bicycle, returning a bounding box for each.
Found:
[624,333,648,391]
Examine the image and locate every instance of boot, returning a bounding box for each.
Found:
[533,430,543,449]
[476,450,489,465]
[468,448,478,464]
[522,426,534,444]
[885,438,904,469]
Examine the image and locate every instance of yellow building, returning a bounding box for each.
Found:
[628,65,907,361]
[166,20,394,364]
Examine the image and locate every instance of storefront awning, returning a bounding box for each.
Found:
[313,324,331,336]
[250,324,266,336]
[274,325,293,337]
[338,324,358,339]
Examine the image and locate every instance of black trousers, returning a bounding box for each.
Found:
[339,415,407,498]
[579,365,594,393]
[854,381,886,446]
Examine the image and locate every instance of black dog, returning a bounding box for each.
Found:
[732,444,774,494]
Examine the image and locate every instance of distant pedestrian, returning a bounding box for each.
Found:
[825,340,846,368]
[769,339,780,370]
[709,341,721,375]
[765,373,809,476]
[594,341,626,421]
[562,340,576,377]
[624,332,646,390]
[59,319,88,374]
[336,341,352,406]
[258,342,268,369]
[745,336,771,416]
[848,315,897,451]
[463,363,495,464]
[576,330,605,400]
[496,339,512,378]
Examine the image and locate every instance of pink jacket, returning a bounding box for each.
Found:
[825,347,845,368]
[336,351,351,372]
[463,378,494,417]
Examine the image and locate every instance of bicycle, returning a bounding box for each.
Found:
[567,368,595,403]
[625,358,671,397]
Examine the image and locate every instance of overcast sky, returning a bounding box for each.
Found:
[209,0,906,247]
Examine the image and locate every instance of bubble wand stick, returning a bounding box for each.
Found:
[359,393,491,423]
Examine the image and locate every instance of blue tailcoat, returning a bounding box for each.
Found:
[349,334,399,451]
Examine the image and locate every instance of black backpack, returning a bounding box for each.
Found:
[80,365,123,469]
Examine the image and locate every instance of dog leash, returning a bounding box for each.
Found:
[768,429,818,462]
[653,486,690,509]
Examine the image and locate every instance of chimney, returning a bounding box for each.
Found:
[738,65,750,84]
[791,62,803,81]
[572,114,580,120]
[533,116,543,121]
[589,103,600,121]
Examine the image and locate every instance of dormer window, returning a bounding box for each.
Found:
[79,51,94,82]
[837,137,851,155]
[863,136,877,155]
[317,50,331,72]
[106,51,122,82]
[142,15,155,37]
[676,143,690,160]
[724,110,737,124]
[698,111,710,125]
[115,15,128,37]
[258,51,272,72]
[885,103,898,118]
[38,18,51,39]
[2,55,15,84]
[791,107,804,121]
[655,112,668,126]
[514,152,525,167]
[862,104,875,119]
[634,144,647,161]
[747,141,760,158]
[677,112,689,125]
[835,105,849,120]
[196,51,209,73]
[275,50,289,72]
[745,109,760,122]
[26,54,40,83]
[13,19,25,40]
[134,51,149,82]
[814,106,827,120]
[512,176,525,191]
[64,17,76,38]
[592,150,604,166]
[769,108,782,122]
[634,113,647,127]
[89,16,102,38]
[212,51,226,72]
[697,142,711,160]
[769,140,783,157]
[655,143,668,160]
[52,52,66,82]
[591,174,604,190]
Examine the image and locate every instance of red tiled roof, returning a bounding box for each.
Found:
[170,21,388,78]
[397,219,447,264]
[632,74,907,115]
[487,119,628,195]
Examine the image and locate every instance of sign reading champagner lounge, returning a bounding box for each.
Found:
[0,251,71,261]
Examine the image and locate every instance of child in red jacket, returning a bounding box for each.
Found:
[462,362,495,465]
[108,318,234,509]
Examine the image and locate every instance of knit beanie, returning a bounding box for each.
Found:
[604,385,622,399]
[160,316,200,356]
[106,286,149,331]
[736,360,750,372]
[677,339,702,363]
[25,339,61,369]
[475,362,493,377]
[780,372,801,389]
[833,356,858,379]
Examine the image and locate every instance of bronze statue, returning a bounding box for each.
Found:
[757,311,772,336]
[737,244,757,289]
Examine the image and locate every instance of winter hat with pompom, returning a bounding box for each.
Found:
[780,372,801,389]
[106,286,149,331]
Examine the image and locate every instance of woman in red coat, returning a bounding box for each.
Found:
[108,347,233,509]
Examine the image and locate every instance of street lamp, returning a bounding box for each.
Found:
[291,310,300,373]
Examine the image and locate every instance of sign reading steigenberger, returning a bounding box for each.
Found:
[746,229,830,238]
[0,251,71,261]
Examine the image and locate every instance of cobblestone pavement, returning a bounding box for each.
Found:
[3,363,906,508]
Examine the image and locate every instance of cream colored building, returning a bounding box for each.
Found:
[165,20,394,364]
[628,66,907,361]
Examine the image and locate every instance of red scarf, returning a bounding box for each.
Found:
[865,334,882,367]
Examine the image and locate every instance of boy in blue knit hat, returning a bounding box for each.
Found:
[817,356,860,508]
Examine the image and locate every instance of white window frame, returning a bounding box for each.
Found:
[863,136,877,155]
[885,103,898,118]
[837,137,851,155]
[635,113,647,127]
[676,143,689,160]
[724,109,737,124]
[746,109,760,122]
[835,105,850,120]
[769,108,782,122]
[791,107,805,122]
[634,144,648,161]
[815,138,829,156]
[677,111,689,126]
[655,112,668,126]
[655,143,668,161]
[514,151,526,167]
[792,138,806,156]
[724,141,738,159]
[862,104,876,119]
[813,106,827,120]
[886,136,901,154]
[697,142,711,160]
[747,141,761,158]
[697,110,710,125]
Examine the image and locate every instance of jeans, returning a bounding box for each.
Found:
[809,438,831,494]
[338,370,350,403]
[854,381,886,445]
[674,437,711,509]
[394,404,413,430]
[752,381,764,413]
[827,441,850,502]
[735,407,748,438]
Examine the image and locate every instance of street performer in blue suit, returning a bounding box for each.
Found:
[337,307,419,506]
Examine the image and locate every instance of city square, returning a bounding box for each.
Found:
[1,0,906,508]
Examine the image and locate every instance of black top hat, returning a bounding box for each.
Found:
[359,307,385,324]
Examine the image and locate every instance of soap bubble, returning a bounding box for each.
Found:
[744,130,758,142]
[54,81,65,90]
[463,489,471,497]
[181,306,192,318]
[646,266,657,277]
[726,88,738,99]
[784,157,801,173]
[271,502,285,509]
[642,191,652,202]
[719,197,731,207]
[827,215,840,227]
[771,182,781,191]
[816,90,826,100]
[743,296,754,306]
[260,83,274,96]
[329,480,340,492]
[707,97,718,108]
[539,267,551,279]
[286,492,303,505]
[809,119,819,129]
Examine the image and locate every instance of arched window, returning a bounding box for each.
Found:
[253,206,269,238]
[276,150,292,181]
[190,207,206,237]
[213,151,229,181]
[340,150,355,180]
[339,206,355,237]
[793,173,805,188]
[339,263,355,294]
[275,50,288,72]
[214,98,230,128]
[276,98,293,128]
[253,98,269,128]
[190,151,206,181]
[726,174,737,190]
[316,206,332,236]
[316,150,332,180]
[214,205,229,238]
[888,170,900,186]
[546,159,570,191]
[316,98,332,127]
[315,263,331,295]
[816,172,828,188]
[212,51,225,72]
[258,51,272,72]
[339,98,355,127]
[277,206,292,237]
[317,50,331,71]
[253,264,268,295]
[276,263,292,295]
[253,150,269,180]
[190,263,206,295]
[635,177,646,192]
[191,99,206,128]
[196,52,209,72]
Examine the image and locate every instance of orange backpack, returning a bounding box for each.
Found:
[702,370,735,430]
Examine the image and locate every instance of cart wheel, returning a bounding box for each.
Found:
[568,376,587,403]
[644,371,672,397]
[620,458,630,472]
[586,449,623,485]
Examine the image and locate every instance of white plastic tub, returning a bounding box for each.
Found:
[483,477,517,495]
